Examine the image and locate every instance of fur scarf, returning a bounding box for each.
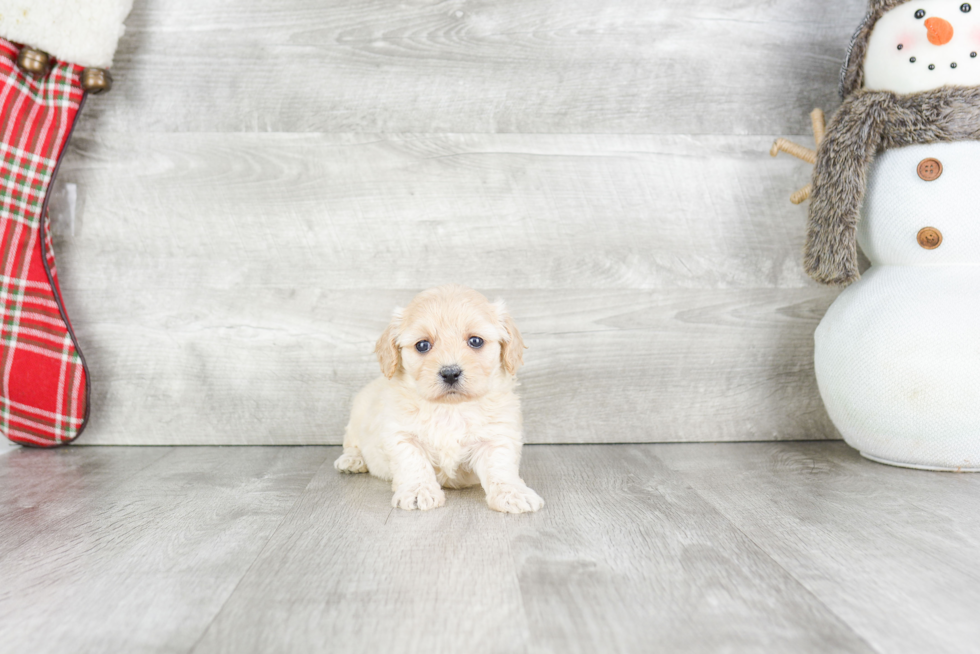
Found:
[806,85,980,286]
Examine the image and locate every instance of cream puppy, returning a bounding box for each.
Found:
[334,285,544,513]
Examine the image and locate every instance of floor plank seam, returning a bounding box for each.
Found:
[6,445,979,652]
[1,447,177,557]
[506,535,537,654]
[671,469,883,654]
[184,450,335,654]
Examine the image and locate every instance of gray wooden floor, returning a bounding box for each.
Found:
[1,443,977,654]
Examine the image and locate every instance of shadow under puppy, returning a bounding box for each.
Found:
[334,285,544,513]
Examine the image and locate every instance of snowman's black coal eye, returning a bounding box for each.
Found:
[915,8,926,18]
[467,336,484,349]
[961,3,972,12]
[972,51,978,57]
[415,340,431,353]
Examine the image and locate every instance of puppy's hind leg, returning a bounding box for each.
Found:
[334,446,368,474]
[334,421,369,474]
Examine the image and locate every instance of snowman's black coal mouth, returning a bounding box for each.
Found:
[904,50,979,69]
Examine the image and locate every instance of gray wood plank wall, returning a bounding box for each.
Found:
[51,0,869,444]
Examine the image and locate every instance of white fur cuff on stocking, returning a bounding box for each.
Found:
[0,0,134,68]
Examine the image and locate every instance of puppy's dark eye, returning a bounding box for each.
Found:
[962,3,972,12]
[467,336,484,349]
[415,340,431,353]
[915,8,926,18]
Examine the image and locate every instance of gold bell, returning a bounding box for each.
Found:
[17,47,50,76]
[80,68,113,94]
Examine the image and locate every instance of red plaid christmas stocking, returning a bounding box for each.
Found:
[0,38,89,447]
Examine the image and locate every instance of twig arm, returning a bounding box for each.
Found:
[790,183,813,205]
[770,107,825,204]
[810,108,826,146]
[770,138,816,164]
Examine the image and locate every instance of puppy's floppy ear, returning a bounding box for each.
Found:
[375,308,403,379]
[494,300,526,375]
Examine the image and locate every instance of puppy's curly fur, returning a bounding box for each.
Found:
[334,285,544,514]
[807,86,980,286]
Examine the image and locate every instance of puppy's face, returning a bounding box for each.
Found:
[375,285,524,403]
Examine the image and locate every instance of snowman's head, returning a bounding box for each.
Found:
[841,0,980,96]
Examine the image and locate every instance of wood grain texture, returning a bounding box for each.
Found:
[507,445,872,654]
[45,0,862,445]
[50,132,839,444]
[77,0,864,135]
[4,444,976,653]
[0,447,330,654]
[190,445,871,654]
[0,446,171,556]
[68,287,838,445]
[657,442,980,654]
[56,133,818,292]
[192,455,533,654]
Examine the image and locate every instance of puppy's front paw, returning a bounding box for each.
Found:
[392,484,446,511]
[334,451,368,474]
[486,484,544,514]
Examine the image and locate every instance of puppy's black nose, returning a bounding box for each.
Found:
[439,365,463,386]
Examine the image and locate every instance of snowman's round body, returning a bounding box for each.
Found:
[814,140,980,470]
[809,0,980,469]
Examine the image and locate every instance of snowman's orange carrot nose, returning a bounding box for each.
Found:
[925,16,954,45]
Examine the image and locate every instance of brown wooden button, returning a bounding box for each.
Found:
[16,47,50,76]
[917,158,943,181]
[80,68,113,95]
[917,226,943,249]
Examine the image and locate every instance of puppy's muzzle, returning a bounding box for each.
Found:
[439,365,463,387]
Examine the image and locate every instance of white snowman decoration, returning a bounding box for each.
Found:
[775,0,980,470]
